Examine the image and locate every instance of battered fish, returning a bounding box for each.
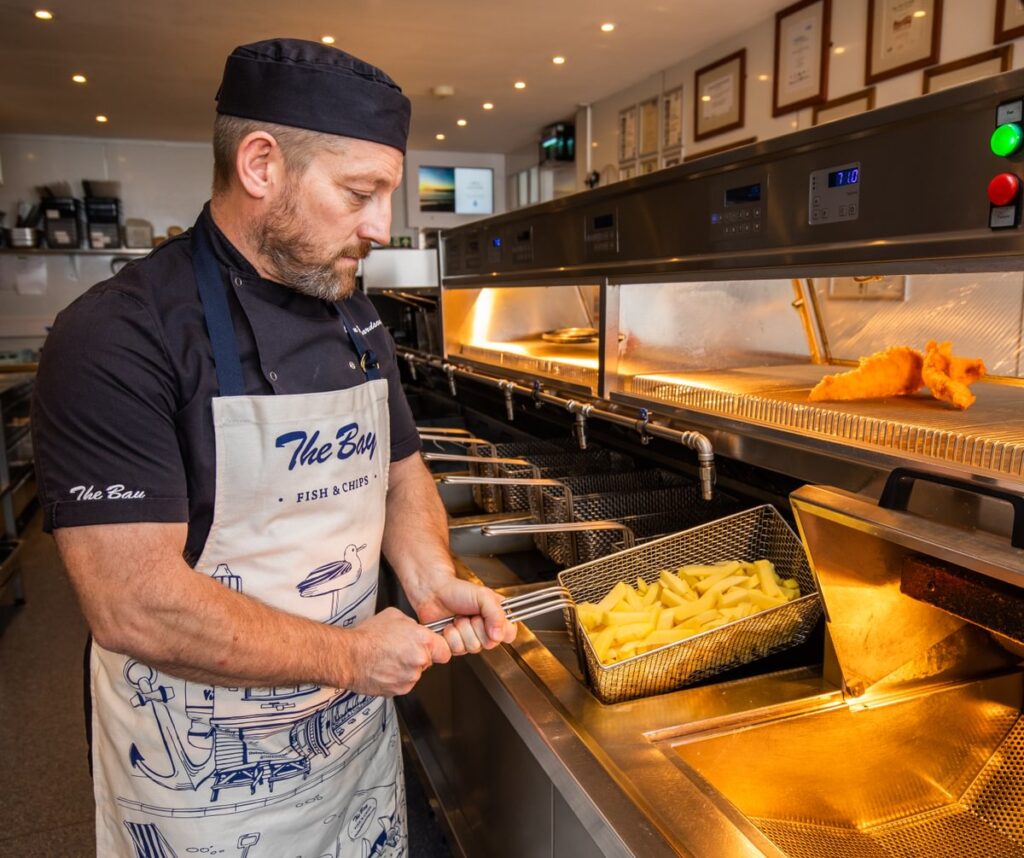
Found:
[922,340,987,410]
[809,346,924,402]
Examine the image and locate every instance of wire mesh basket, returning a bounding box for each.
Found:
[496,449,635,512]
[531,469,690,525]
[557,505,821,704]
[464,440,568,512]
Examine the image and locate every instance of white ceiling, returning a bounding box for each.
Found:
[0,0,786,153]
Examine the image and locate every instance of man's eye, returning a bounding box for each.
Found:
[349,189,373,203]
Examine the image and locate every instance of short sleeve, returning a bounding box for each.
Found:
[32,283,189,531]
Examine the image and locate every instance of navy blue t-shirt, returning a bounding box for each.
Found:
[32,204,421,564]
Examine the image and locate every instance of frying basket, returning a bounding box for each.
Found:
[557,505,821,704]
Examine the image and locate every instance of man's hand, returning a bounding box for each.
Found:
[414,578,518,656]
[346,608,452,697]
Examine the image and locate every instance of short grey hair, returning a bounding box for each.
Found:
[212,114,346,194]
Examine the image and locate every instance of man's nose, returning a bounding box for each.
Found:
[356,196,392,246]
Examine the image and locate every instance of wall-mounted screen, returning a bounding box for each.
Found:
[418,166,493,214]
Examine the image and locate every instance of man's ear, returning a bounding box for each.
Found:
[234,131,284,200]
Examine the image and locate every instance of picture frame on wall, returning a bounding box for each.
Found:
[866,0,943,84]
[619,162,637,182]
[812,87,876,125]
[638,97,660,157]
[639,157,658,176]
[618,105,638,163]
[694,49,746,141]
[661,149,683,170]
[662,87,683,150]
[995,0,1024,43]
[773,0,831,116]
[923,45,1013,93]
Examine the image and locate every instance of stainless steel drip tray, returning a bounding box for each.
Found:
[661,671,1024,858]
[627,365,1024,478]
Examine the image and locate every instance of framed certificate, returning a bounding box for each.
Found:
[995,0,1024,43]
[923,46,1012,93]
[773,0,831,116]
[639,157,658,176]
[619,162,637,182]
[618,106,637,163]
[638,98,659,157]
[866,0,943,84]
[812,87,876,125]
[661,149,682,170]
[662,87,683,150]
[694,49,746,141]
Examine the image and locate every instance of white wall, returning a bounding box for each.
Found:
[578,0,1024,191]
[0,134,498,350]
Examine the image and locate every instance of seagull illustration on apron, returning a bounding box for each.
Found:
[90,218,407,858]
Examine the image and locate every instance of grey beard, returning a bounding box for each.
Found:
[247,194,366,302]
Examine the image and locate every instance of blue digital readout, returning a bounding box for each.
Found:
[828,167,860,187]
[491,237,502,248]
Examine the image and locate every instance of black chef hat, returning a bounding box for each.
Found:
[216,38,411,154]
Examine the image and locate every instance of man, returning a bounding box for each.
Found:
[32,38,515,857]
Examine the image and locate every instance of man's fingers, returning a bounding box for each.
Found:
[453,616,483,653]
[441,625,465,657]
[427,631,453,665]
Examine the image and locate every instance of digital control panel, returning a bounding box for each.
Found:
[486,233,503,266]
[808,162,860,224]
[710,180,765,239]
[510,226,534,265]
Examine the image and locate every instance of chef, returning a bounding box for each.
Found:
[31,38,515,857]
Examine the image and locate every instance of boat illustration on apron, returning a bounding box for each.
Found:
[89,218,406,858]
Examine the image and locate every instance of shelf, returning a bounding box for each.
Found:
[0,247,151,257]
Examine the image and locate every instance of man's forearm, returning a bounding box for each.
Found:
[382,453,454,612]
[58,525,360,690]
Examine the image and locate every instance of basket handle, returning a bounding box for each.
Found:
[422,453,531,466]
[441,475,561,487]
[482,520,632,535]
[879,467,1024,549]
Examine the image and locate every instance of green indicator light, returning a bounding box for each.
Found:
[991,123,1023,157]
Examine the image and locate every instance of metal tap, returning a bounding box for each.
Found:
[404,352,418,381]
[499,380,516,421]
[443,363,457,397]
[636,408,652,445]
[567,401,594,449]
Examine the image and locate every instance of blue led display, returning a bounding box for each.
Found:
[828,167,860,187]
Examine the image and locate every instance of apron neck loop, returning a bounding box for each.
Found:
[191,218,247,397]
[334,302,383,381]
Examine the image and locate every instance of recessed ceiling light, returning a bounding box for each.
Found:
[435,133,446,141]
[321,35,335,44]
[34,9,53,19]
[95,115,109,123]
[701,95,711,102]
[834,45,846,54]
[482,102,494,110]
[758,74,769,82]
[600,22,615,32]
[552,56,566,65]
[912,9,926,17]
[456,118,467,127]
[72,74,87,84]
[591,141,599,147]
[514,81,526,90]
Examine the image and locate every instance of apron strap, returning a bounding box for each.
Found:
[191,218,247,397]
[334,301,383,381]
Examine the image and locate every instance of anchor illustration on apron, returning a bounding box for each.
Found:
[89,218,407,857]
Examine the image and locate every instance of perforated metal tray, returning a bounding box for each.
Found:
[558,505,821,704]
[629,366,1024,477]
[459,342,599,390]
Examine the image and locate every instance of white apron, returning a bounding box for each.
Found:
[90,219,407,858]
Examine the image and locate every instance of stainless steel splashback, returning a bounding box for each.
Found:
[443,70,1024,283]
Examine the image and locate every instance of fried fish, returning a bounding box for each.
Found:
[809,346,925,402]
[922,340,987,410]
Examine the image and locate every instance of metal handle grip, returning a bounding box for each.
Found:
[481,520,632,536]
[416,427,473,437]
[441,475,560,487]
[418,435,490,446]
[422,454,531,466]
[879,467,1024,549]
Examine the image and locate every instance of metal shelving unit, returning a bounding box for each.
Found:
[0,374,34,607]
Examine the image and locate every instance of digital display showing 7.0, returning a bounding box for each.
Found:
[828,167,860,187]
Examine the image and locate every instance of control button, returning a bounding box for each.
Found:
[752,222,762,232]
[812,196,821,206]
[848,204,856,217]
[988,172,1021,206]
[998,101,1024,127]
[838,205,847,216]
[991,123,1024,157]
[753,207,761,218]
